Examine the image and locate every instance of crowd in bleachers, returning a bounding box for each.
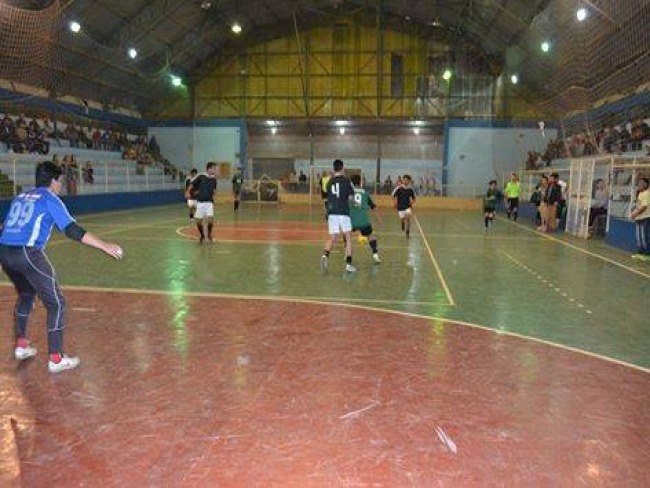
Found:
[526,118,650,169]
[1,111,183,182]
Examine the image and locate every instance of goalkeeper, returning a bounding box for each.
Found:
[349,174,381,264]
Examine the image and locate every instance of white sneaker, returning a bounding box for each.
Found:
[320,254,329,273]
[372,253,381,264]
[15,344,37,360]
[48,354,80,373]
[345,264,357,273]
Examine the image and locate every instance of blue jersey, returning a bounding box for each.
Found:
[0,187,75,249]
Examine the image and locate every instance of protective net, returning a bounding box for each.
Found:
[0,1,68,95]
[506,0,650,162]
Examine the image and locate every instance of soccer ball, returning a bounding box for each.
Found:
[357,235,368,245]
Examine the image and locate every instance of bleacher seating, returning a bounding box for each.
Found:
[0,150,180,195]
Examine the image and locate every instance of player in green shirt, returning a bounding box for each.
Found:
[350,174,381,263]
[504,173,522,221]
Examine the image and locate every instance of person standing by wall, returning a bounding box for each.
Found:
[631,177,650,261]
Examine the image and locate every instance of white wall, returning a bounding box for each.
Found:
[249,133,444,188]
[148,125,241,170]
[446,126,557,196]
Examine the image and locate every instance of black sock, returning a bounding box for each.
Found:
[346,255,352,264]
[196,222,205,237]
[369,239,378,253]
[485,216,489,227]
[207,223,213,238]
[513,211,518,221]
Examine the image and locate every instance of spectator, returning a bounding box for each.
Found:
[589,178,609,228]
[83,162,94,185]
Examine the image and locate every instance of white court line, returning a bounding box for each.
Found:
[501,218,650,279]
[0,281,645,373]
[413,215,456,307]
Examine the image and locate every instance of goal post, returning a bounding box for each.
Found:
[239,177,281,205]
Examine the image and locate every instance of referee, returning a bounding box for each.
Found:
[0,161,123,373]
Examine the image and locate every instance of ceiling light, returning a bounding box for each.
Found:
[412,120,425,126]
[442,69,452,81]
[576,7,588,22]
[266,120,277,126]
[541,41,550,53]
[128,47,138,59]
[170,74,182,87]
[510,74,519,84]
[69,21,81,33]
[430,20,442,27]
[334,120,349,127]
[200,1,212,9]
[231,23,242,34]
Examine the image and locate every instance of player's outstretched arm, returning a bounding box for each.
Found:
[81,232,124,259]
[64,223,122,259]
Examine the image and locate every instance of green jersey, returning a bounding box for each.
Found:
[485,188,500,209]
[350,188,376,229]
[504,181,521,198]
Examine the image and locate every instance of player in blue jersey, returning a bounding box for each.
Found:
[0,161,123,373]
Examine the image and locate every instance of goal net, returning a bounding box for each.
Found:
[239,176,280,205]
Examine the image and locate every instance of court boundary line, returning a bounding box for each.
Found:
[501,218,650,279]
[413,215,456,306]
[1,281,645,374]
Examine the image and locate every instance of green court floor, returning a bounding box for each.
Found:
[3,203,648,368]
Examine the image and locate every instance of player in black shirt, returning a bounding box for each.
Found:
[184,168,198,221]
[187,162,218,244]
[484,179,500,228]
[321,159,356,273]
[392,174,416,238]
[232,170,243,211]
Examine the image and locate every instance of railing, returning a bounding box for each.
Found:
[0,152,183,198]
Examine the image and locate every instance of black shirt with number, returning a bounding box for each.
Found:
[393,186,416,211]
[326,174,355,216]
[191,174,217,202]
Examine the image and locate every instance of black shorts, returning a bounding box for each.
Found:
[507,197,519,208]
[484,206,496,214]
[354,225,373,237]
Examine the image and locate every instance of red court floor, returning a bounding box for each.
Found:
[1,291,648,486]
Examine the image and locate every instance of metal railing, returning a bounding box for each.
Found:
[0,152,183,198]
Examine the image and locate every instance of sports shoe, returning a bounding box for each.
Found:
[632,254,650,261]
[15,343,37,360]
[372,253,381,264]
[48,354,80,373]
[345,263,357,273]
[320,254,329,273]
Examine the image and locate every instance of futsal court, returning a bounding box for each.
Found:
[1,203,648,486]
